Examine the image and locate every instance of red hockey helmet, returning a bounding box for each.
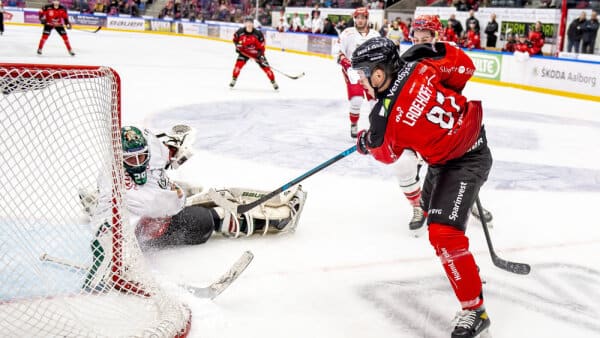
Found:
[412,15,443,36]
[353,7,369,19]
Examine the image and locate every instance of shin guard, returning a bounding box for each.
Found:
[429,223,483,310]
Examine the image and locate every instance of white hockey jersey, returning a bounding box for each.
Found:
[94,130,185,241]
[338,27,380,59]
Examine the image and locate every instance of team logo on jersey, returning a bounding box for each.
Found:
[157,170,170,190]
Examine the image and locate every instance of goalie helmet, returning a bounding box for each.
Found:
[122,126,150,185]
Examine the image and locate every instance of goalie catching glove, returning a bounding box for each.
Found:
[186,185,308,238]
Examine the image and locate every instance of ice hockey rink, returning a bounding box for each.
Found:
[2,24,600,338]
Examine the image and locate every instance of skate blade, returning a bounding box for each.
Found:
[478,328,492,338]
[410,225,427,238]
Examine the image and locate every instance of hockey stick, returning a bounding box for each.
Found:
[209,145,356,214]
[73,26,102,33]
[476,197,531,275]
[238,50,305,80]
[179,250,254,299]
[41,251,254,299]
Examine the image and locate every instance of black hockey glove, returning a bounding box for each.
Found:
[40,17,47,25]
[356,130,370,155]
[66,23,72,30]
[257,54,269,67]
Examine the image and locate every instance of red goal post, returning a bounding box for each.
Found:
[0,63,191,337]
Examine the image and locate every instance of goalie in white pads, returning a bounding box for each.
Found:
[81,125,307,249]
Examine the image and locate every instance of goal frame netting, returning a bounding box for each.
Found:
[0,63,192,338]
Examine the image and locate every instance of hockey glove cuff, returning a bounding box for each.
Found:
[356,130,370,155]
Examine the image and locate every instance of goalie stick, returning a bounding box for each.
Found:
[208,145,356,214]
[178,250,254,299]
[40,250,254,299]
[476,197,531,275]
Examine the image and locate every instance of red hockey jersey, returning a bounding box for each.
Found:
[39,4,70,26]
[364,61,482,165]
[233,27,265,58]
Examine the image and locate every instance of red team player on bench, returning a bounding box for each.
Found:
[229,16,279,90]
[37,0,75,56]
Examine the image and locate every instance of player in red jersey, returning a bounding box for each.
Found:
[527,21,545,55]
[229,16,278,90]
[352,37,492,338]
[37,0,74,56]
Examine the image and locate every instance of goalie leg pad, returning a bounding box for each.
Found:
[193,186,308,237]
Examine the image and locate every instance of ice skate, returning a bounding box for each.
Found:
[350,123,358,138]
[69,50,75,56]
[271,80,279,90]
[452,307,491,338]
[471,205,493,227]
[229,77,236,88]
[37,49,42,55]
[409,206,426,236]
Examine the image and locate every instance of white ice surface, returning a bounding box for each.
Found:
[2,25,600,338]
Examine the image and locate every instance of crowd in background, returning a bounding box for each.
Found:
[0,0,597,54]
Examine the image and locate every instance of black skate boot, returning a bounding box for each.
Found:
[69,50,76,56]
[350,123,358,138]
[409,206,426,236]
[452,307,491,338]
[229,77,237,88]
[471,205,493,227]
[271,80,279,90]
[37,49,42,55]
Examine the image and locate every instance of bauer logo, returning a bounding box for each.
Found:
[466,52,502,81]
[107,17,144,31]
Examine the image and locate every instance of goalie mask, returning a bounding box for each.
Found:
[122,126,150,185]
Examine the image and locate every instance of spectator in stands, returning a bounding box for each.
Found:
[465,21,481,49]
[336,18,347,32]
[387,19,404,45]
[465,10,480,34]
[310,3,320,18]
[377,18,387,36]
[448,14,463,37]
[502,32,517,52]
[528,21,545,55]
[484,13,498,48]
[309,9,323,33]
[107,0,119,15]
[514,34,531,53]
[443,22,458,43]
[291,12,303,31]
[454,0,469,11]
[567,11,586,53]
[582,10,598,54]
[276,16,290,32]
[322,17,339,36]
[93,0,105,13]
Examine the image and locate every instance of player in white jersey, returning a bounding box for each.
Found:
[81,125,307,248]
[337,7,380,138]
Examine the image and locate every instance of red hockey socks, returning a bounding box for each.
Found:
[38,33,49,50]
[61,34,72,51]
[428,223,483,310]
[260,66,275,82]
[349,113,359,124]
[232,59,246,79]
[404,187,421,207]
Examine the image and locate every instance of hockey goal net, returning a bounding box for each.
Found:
[0,63,191,337]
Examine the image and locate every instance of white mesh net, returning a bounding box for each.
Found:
[0,64,191,337]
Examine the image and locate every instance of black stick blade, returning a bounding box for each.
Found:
[493,256,531,275]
